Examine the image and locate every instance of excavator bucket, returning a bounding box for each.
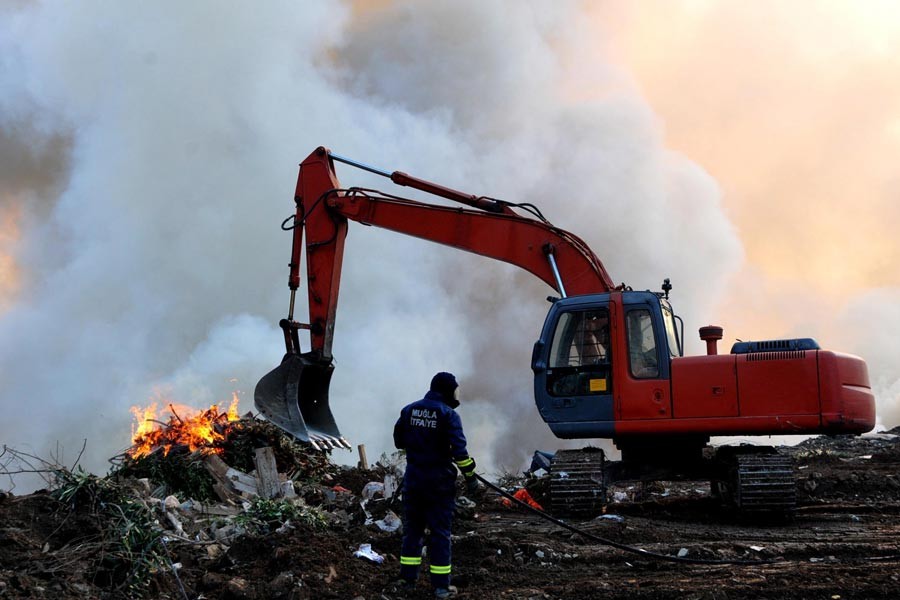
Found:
[254,353,349,450]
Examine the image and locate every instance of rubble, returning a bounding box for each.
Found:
[0,422,899,598]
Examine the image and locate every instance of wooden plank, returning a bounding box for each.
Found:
[211,482,241,504]
[225,467,259,496]
[206,455,259,497]
[205,454,230,478]
[254,447,281,499]
[357,444,369,470]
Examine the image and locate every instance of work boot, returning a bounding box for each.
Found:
[434,585,458,599]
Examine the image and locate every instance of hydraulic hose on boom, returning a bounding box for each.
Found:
[254,147,615,448]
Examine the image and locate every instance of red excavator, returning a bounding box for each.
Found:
[255,147,876,517]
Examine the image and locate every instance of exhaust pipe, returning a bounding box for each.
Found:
[699,325,724,356]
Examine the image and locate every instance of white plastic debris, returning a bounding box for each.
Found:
[383,475,397,499]
[750,545,765,552]
[612,491,628,502]
[535,550,545,559]
[597,514,625,523]
[677,548,689,558]
[353,543,385,564]
[362,482,385,500]
[456,496,476,508]
[276,520,294,534]
[374,510,402,533]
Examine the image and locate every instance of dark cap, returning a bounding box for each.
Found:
[430,372,459,407]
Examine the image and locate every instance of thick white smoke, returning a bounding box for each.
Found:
[0,1,741,489]
[601,1,900,435]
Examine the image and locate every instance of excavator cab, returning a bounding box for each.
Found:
[532,291,683,439]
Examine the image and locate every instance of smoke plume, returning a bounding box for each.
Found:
[598,1,900,431]
[16,0,876,490]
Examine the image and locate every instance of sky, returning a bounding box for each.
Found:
[0,1,897,489]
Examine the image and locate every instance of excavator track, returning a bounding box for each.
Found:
[550,448,607,518]
[730,452,797,517]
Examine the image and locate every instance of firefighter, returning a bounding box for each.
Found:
[393,372,477,599]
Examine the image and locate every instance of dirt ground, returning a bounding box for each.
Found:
[2,429,899,599]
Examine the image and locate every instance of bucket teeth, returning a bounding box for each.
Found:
[306,433,351,451]
[310,433,333,450]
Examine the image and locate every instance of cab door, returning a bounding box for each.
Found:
[533,297,615,438]
[615,303,671,421]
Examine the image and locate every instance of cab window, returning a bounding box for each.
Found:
[546,309,611,396]
[548,310,610,367]
[626,309,659,378]
[661,303,681,358]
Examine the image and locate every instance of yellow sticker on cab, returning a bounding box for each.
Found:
[589,378,607,392]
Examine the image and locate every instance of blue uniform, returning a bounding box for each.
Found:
[394,389,471,589]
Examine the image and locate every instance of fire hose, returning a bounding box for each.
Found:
[473,473,778,566]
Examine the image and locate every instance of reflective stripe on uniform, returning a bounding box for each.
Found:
[429,564,452,575]
[400,556,422,566]
[454,457,474,468]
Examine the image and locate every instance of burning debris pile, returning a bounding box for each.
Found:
[115,401,335,502]
[0,400,410,599]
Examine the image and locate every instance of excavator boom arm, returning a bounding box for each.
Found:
[293,147,614,357]
[254,146,614,446]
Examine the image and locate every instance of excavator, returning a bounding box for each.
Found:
[255,147,876,517]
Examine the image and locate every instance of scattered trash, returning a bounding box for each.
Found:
[383,474,397,500]
[529,450,554,474]
[456,496,477,508]
[325,565,337,584]
[597,514,624,523]
[613,491,629,502]
[535,550,545,559]
[361,481,384,500]
[332,485,352,494]
[677,548,689,558]
[275,520,294,534]
[374,510,401,532]
[749,545,765,552]
[501,488,544,510]
[353,543,385,564]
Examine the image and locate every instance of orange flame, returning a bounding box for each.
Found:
[128,394,241,459]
